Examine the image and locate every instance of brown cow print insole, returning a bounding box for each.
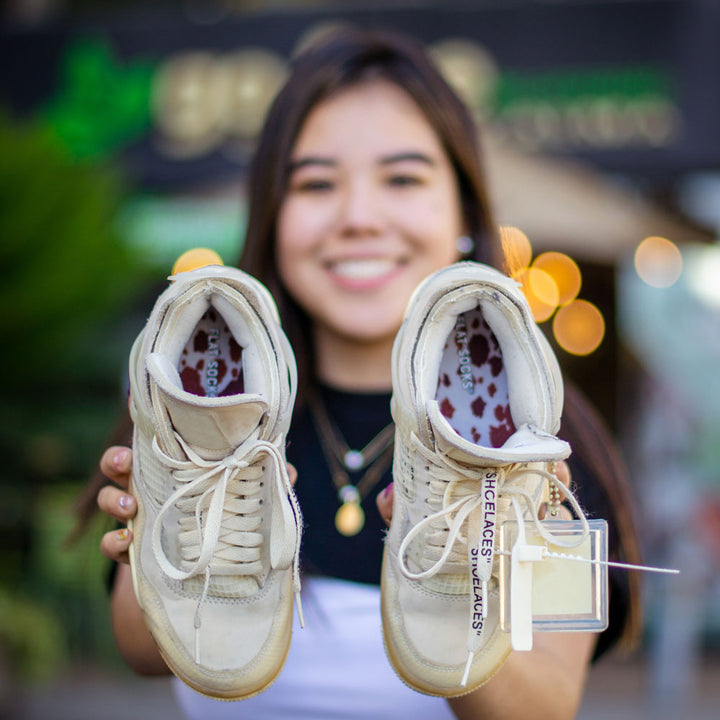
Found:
[179,310,244,397]
[436,308,516,448]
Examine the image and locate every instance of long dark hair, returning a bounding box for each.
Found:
[239,28,500,396]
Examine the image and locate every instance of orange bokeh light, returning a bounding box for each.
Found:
[553,300,605,355]
[532,252,581,305]
[500,226,533,277]
[516,267,559,322]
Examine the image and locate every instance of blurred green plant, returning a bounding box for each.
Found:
[0,587,66,681]
[0,109,150,676]
[0,110,140,376]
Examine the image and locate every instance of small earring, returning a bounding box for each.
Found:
[456,235,474,255]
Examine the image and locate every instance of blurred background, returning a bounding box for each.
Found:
[1,1,718,718]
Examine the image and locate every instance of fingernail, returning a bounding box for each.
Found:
[116,528,129,542]
[113,449,129,470]
[381,483,393,498]
[119,495,132,510]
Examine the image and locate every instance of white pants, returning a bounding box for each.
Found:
[173,576,455,720]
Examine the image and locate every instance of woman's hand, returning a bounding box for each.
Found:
[97,446,135,564]
[377,482,394,526]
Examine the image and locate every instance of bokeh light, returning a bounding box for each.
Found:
[686,245,720,310]
[430,39,499,116]
[219,49,288,138]
[172,247,224,274]
[532,252,581,305]
[553,300,605,355]
[500,226,533,277]
[516,267,559,322]
[634,236,683,288]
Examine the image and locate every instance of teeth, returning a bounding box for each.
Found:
[331,259,396,280]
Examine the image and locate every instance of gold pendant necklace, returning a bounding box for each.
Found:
[335,485,366,537]
[310,392,394,537]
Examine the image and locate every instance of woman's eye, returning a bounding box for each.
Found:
[296,178,334,193]
[387,174,422,188]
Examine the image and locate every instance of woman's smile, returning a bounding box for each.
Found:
[325,256,405,288]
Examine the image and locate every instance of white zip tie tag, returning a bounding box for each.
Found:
[510,541,539,650]
[542,552,679,575]
[499,519,609,635]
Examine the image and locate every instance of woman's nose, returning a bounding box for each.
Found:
[338,180,382,237]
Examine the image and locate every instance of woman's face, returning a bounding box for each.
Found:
[276,78,464,348]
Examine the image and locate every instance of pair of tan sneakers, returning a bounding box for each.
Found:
[127,254,582,700]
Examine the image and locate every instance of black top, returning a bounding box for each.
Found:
[288,383,628,659]
[288,385,394,585]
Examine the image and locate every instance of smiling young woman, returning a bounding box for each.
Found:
[79,27,641,720]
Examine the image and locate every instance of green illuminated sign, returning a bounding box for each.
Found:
[43,39,154,159]
[38,37,677,163]
[496,66,671,108]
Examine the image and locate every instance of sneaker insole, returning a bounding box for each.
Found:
[179,310,245,397]
[436,308,516,448]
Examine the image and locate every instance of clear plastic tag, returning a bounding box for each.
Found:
[498,519,609,635]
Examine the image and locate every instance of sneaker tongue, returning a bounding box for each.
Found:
[426,400,493,465]
[147,353,268,455]
[427,400,569,464]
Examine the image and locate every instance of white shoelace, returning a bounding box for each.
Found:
[397,432,587,685]
[151,428,303,661]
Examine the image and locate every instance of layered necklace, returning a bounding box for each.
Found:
[309,392,395,537]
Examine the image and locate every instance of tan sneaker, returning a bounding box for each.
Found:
[127,261,302,699]
[382,262,571,696]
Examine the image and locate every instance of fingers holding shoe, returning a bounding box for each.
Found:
[555,459,572,491]
[98,445,135,563]
[101,526,133,565]
[97,482,136,524]
[376,482,394,527]
[97,446,135,521]
[99,446,132,489]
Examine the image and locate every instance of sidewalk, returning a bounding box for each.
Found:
[16,653,720,719]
